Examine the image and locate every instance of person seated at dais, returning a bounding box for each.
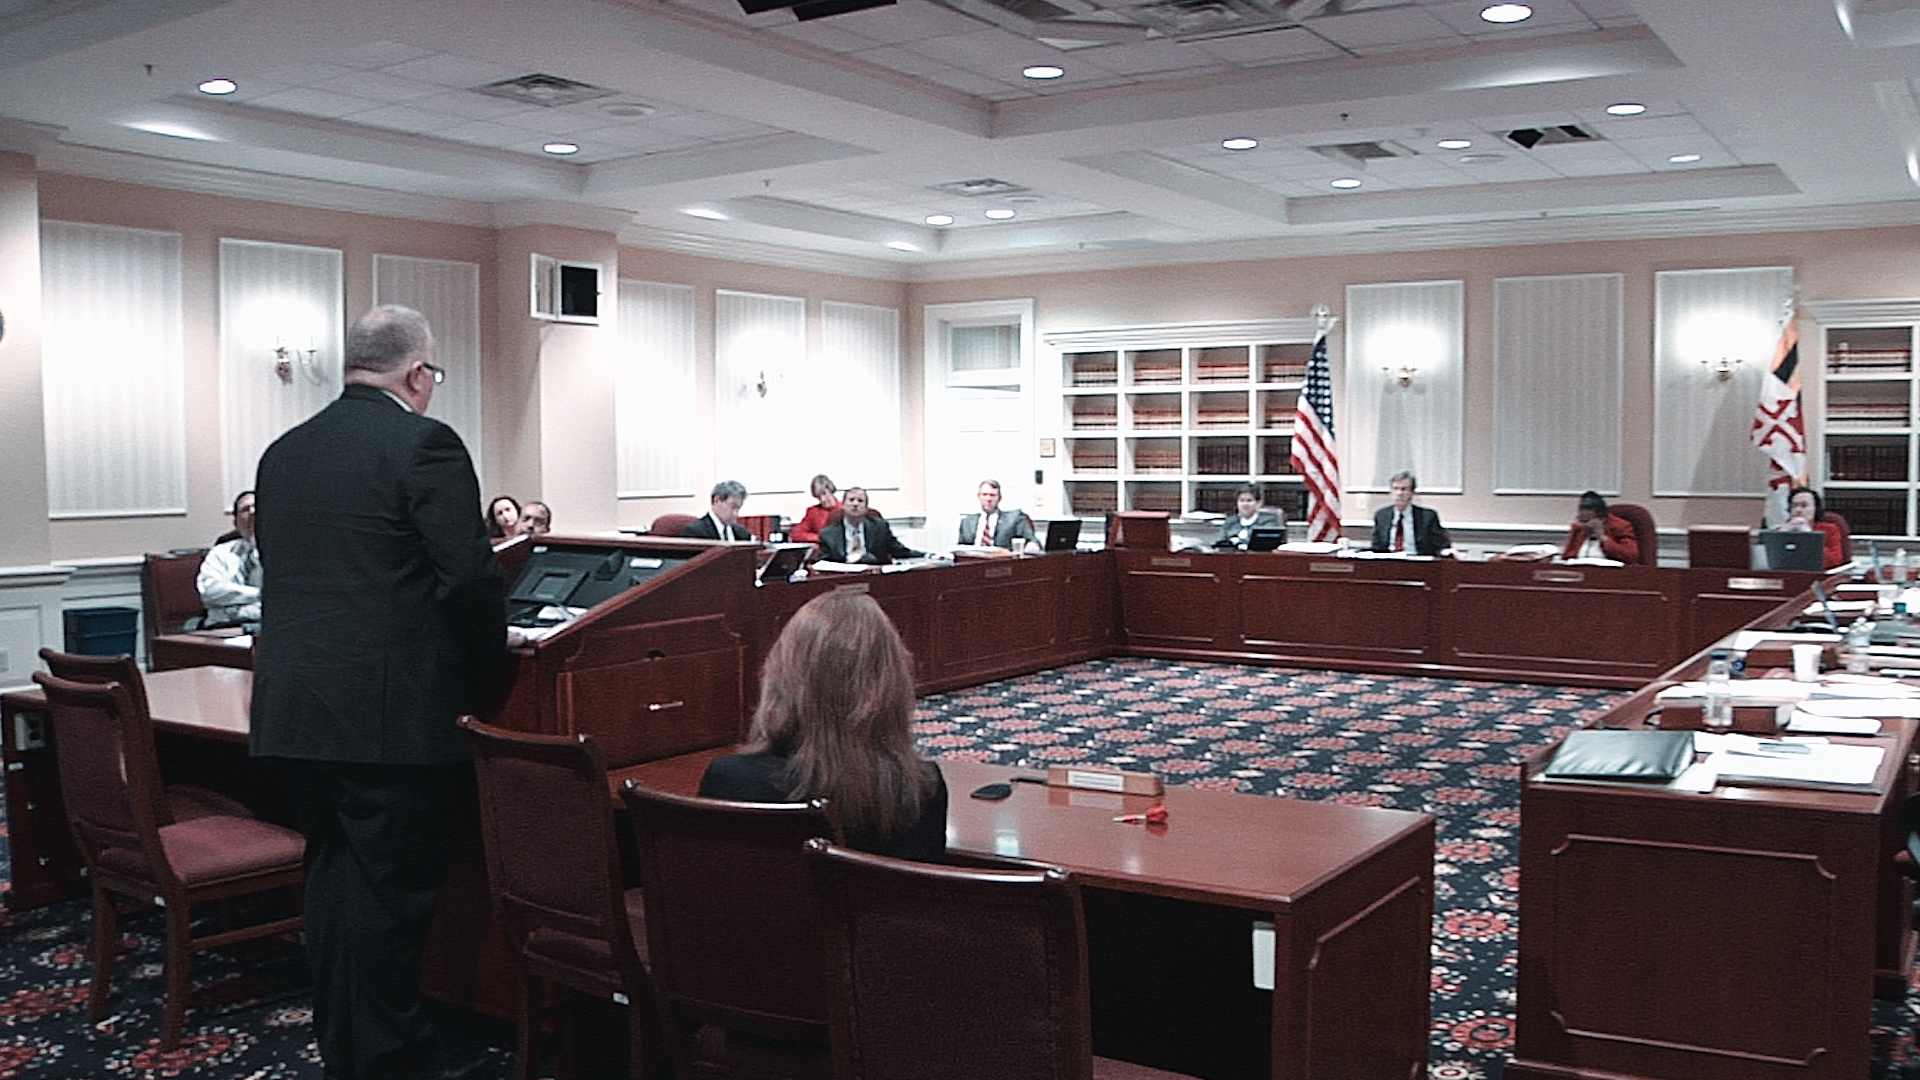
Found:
[516,500,551,538]
[792,474,840,545]
[957,478,1039,552]
[197,491,262,625]
[699,589,947,861]
[1215,483,1284,550]
[1562,490,1637,563]
[1779,484,1848,569]
[487,495,520,541]
[682,481,755,541]
[818,487,921,565]
[1370,471,1451,556]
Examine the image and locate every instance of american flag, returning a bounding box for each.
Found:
[1750,315,1805,526]
[1291,331,1343,543]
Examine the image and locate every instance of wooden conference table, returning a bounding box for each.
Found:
[1,667,1433,1080]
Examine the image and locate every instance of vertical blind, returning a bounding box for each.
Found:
[714,289,806,495]
[218,239,343,501]
[819,301,902,491]
[373,254,483,469]
[1652,266,1795,497]
[41,221,187,517]
[616,280,699,498]
[1344,280,1465,492]
[1493,273,1623,495]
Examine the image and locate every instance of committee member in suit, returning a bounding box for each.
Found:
[516,499,551,537]
[251,305,507,1080]
[818,487,921,565]
[1216,483,1284,550]
[682,479,755,541]
[791,473,840,545]
[957,478,1039,551]
[197,490,263,624]
[700,589,947,862]
[1369,471,1451,556]
[1780,485,1848,569]
[1562,490,1638,563]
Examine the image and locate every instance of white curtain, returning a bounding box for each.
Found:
[1493,273,1624,494]
[218,239,343,500]
[41,221,187,517]
[1344,280,1465,492]
[374,254,482,467]
[616,280,699,498]
[819,301,902,491]
[1653,266,1796,497]
[715,290,806,494]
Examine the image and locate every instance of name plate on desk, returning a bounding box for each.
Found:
[1725,576,1785,592]
[1310,562,1354,574]
[1533,569,1585,584]
[984,565,1014,579]
[1047,765,1164,796]
[1151,557,1192,568]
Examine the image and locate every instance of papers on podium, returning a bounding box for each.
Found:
[1699,734,1887,793]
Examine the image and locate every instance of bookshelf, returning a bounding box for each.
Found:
[1048,319,1331,522]
[1807,301,1920,539]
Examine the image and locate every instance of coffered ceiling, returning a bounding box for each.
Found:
[3,0,1919,278]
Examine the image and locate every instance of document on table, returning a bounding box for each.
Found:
[1694,733,1887,792]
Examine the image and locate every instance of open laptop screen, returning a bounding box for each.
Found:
[1759,530,1824,572]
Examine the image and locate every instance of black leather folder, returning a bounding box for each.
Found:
[1543,729,1696,781]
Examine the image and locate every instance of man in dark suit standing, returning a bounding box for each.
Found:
[681,479,756,540]
[1370,470,1451,556]
[956,478,1039,551]
[817,486,922,564]
[252,305,506,1080]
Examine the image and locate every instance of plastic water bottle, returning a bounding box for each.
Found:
[1896,548,1910,585]
[1703,650,1734,731]
[1846,618,1874,674]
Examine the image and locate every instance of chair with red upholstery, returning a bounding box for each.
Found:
[649,513,698,537]
[461,718,658,1080]
[1608,502,1660,566]
[1819,509,1853,565]
[33,671,305,1051]
[803,841,1197,1080]
[619,782,840,1080]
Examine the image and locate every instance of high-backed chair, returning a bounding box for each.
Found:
[39,648,250,823]
[1608,502,1660,566]
[619,782,839,1080]
[803,842,1197,1080]
[1819,509,1854,564]
[32,672,305,1051]
[461,718,658,1080]
[649,513,698,537]
[141,550,209,652]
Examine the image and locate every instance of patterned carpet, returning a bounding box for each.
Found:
[1,656,1917,1078]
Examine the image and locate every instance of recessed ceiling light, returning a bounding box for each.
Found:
[682,206,729,220]
[1436,138,1472,150]
[1330,177,1362,189]
[1459,152,1505,164]
[925,213,955,226]
[197,78,237,95]
[1669,153,1702,163]
[127,120,219,141]
[1480,3,1532,23]
[1222,137,1259,151]
[543,142,580,155]
[1605,102,1646,116]
[885,240,919,251]
[1023,65,1064,80]
[984,207,1017,220]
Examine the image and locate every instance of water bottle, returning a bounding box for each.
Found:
[1896,548,1910,585]
[1703,650,1734,731]
[1846,618,1874,674]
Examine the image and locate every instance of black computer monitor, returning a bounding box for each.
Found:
[1043,519,1082,552]
[1246,526,1286,552]
[757,544,811,583]
[1759,530,1823,572]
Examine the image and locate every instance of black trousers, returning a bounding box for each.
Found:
[288,759,471,1080]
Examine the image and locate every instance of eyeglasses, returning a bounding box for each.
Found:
[421,361,446,384]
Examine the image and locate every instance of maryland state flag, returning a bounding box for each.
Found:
[1751,316,1805,526]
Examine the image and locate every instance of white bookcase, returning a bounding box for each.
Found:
[1806,300,1920,540]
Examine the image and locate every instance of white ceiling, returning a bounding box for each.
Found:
[4,0,1920,279]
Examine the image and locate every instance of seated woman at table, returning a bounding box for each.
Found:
[1216,483,1284,550]
[486,495,521,541]
[1561,490,1637,563]
[790,473,840,545]
[699,589,947,861]
[1778,485,1848,569]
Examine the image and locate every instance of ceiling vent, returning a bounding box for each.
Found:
[1505,124,1599,149]
[475,74,617,109]
[1309,140,1417,168]
[930,178,1032,198]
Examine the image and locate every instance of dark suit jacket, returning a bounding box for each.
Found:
[250,384,506,766]
[1370,504,1450,556]
[698,751,948,863]
[1216,509,1284,549]
[817,512,921,564]
[957,509,1039,549]
[680,513,755,541]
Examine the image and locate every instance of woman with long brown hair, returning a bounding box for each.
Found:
[699,589,946,860]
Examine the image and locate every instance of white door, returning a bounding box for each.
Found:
[924,301,1037,545]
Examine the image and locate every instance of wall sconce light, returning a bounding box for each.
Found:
[272,341,320,384]
[1383,364,1417,387]
[1702,356,1743,381]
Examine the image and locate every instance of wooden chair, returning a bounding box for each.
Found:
[141,550,208,656]
[803,841,1196,1080]
[461,718,658,1080]
[649,513,698,537]
[619,782,839,1080]
[32,671,305,1051]
[1608,502,1660,566]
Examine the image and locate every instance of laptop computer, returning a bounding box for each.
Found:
[1043,518,1082,552]
[756,543,811,584]
[1246,526,1286,552]
[1759,529,1824,572]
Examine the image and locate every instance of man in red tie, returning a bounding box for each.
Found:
[958,479,1039,552]
[1369,470,1451,557]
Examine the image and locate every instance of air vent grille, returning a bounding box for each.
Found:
[474,74,617,109]
[930,178,1032,197]
[1505,124,1600,149]
[1309,140,1416,167]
